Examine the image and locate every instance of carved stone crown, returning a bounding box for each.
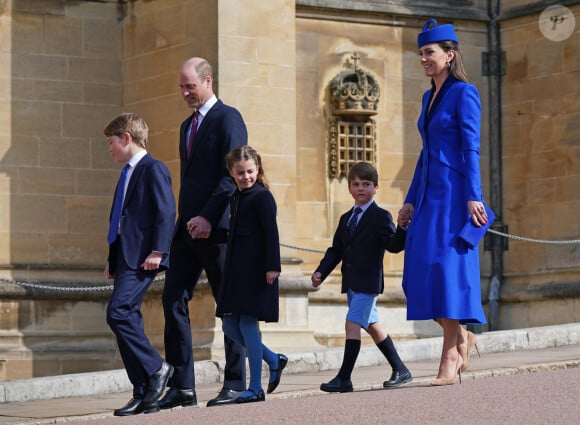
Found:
[330,53,380,116]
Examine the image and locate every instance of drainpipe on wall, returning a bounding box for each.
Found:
[483,0,507,331]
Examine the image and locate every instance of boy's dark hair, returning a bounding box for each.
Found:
[347,162,378,185]
[103,113,148,148]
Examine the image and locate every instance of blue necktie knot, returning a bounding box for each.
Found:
[347,207,362,235]
[107,164,130,244]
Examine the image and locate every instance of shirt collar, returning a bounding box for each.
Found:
[198,95,217,119]
[127,149,147,168]
[353,200,373,214]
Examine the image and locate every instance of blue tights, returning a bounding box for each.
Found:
[222,313,278,395]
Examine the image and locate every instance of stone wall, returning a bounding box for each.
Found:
[294,1,580,336]
[0,0,124,381]
[0,0,579,380]
[497,4,580,328]
[294,11,491,340]
[0,0,122,272]
[0,0,318,381]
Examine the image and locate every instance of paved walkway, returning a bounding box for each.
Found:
[1,323,579,424]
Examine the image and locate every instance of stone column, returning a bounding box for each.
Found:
[214,0,321,352]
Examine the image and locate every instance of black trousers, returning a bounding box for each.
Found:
[162,226,246,390]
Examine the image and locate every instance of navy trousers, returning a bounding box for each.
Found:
[162,226,246,391]
[106,241,163,397]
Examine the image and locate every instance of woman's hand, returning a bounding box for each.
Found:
[468,200,488,227]
[398,203,414,227]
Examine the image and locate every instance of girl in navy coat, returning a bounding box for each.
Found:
[216,146,287,403]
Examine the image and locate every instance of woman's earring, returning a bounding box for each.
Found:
[446,61,451,68]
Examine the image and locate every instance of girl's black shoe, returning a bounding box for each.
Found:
[235,389,266,403]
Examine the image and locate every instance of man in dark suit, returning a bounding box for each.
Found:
[104,113,176,416]
[159,57,248,409]
[311,162,412,393]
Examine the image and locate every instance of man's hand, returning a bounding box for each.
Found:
[311,272,322,288]
[266,271,280,285]
[104,264,114,280]
[187,216,212,239]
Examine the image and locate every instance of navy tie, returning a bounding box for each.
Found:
[107,164,130,244]
[347,207,362,235]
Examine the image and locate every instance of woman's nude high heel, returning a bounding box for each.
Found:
[431,355,463,386]
[459,331,481,372]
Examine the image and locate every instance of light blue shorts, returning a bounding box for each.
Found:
[346,289,379,329]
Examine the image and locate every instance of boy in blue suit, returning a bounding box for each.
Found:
[311,162,411,392]
[104,113,176,416]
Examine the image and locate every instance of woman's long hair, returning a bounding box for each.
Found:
[439,41,469,83]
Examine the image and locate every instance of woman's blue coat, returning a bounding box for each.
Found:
[402,76,487,324]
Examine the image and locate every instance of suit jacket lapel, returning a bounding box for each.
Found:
[347,202,375,238]
[123,154,150,209]
[183,100,222,174]
[425,76,455,129]
[180,117,190,161]
[353,202,375,235]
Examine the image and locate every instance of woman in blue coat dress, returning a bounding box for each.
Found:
[399,19,489,386]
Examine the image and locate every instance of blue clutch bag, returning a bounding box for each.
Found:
[457,203,495,249]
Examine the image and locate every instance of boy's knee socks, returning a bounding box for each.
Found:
[337,339,361,380]
[377,335,407,371]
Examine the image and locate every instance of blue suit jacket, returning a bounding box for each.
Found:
[405,77,483,212]
[314,202,406,295]
[176,99,247,240]
[108,154,176,273]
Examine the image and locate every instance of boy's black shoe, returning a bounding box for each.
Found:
[320,376,353,393]
[113,397,146,416]
[383,369,412,388]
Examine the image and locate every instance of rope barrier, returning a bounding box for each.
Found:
[1,229,578,292]
[486,228,580,245]
[0,275,165,293]
[280,243,325,254]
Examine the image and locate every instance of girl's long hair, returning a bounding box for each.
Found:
[225,145,269,190]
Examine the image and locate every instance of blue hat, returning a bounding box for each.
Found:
[417,18,458,48]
